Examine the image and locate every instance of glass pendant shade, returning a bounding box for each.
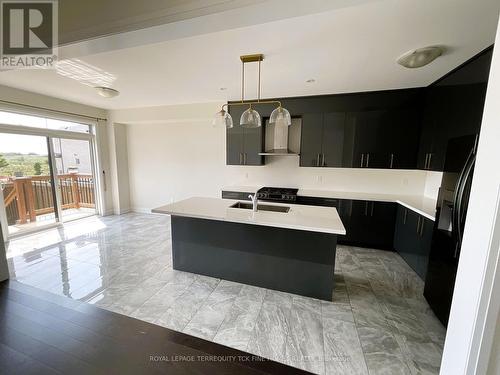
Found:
[269,106,292,126]
[240,107,261,128]
[213,109,233,128]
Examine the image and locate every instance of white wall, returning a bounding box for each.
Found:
[440,20,500,374]
[115,102,432,213]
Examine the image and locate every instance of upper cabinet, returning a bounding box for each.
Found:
[226,106,265,166]
[418,47,492,171]
[225,47,492,170]
[300,112,346,167]
[299,89,423,169]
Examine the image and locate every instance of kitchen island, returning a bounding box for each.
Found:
[153,197,345,300]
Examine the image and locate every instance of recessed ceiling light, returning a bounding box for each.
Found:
[219,87,227,91]
[397,46,444,68]
[306,79,316,83]
[95,86,119,98]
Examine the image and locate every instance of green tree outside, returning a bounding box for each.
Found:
[33,162,42,175]
[0,154,8,169]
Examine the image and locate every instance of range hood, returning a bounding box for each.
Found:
[259,118,300,156]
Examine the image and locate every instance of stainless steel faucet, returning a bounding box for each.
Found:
[248,194,258,212]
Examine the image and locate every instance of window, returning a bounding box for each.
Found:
[0,111,90,134]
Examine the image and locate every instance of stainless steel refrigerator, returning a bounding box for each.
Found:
[424,134,478,325]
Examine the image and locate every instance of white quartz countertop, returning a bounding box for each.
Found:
[152,197,346,235]
[222,186,437,221]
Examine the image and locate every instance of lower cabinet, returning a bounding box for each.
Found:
[393,205,433,279]
[339,200,397,250]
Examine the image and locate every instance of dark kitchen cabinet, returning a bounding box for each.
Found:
[339,199,397,250]
[226,107,264,166]
[394,205,434,279]
[384,108,421,169]
[418,47,492,171]
[300,113,324,167]
[322,112,347,167]
[345,108,420,169]
[346,110,387,169]
[295,195,338,207]
[417,88,447,171]
[300,112,345,167]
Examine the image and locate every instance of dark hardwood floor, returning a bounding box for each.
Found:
[0,280,310,374]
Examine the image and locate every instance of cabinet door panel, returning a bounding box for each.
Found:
[416,217,434,279]
[300,113,323,167]
[385,108,420,169]
[349,110,387,169]
[322,112,346,167]
[243,126,264,165]
[397,210,420,274]
[346,200,372,244]
[394,205,407,252]
[370,202,397,249]
[226,125,244,165]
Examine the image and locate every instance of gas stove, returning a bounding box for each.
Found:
[256,187,299,203]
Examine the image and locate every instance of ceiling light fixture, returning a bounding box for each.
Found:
[397,46,444,68]
[95,86,119,98]
[306,79,316,83]
[213,54,291,128]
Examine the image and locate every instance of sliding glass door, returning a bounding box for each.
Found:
[51,137,97,222]
[0,133,60,237]
[0,112,99,241]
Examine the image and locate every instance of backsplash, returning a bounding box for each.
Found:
[225,155,429,196]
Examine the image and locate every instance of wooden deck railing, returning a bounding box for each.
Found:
[2,174,95,225]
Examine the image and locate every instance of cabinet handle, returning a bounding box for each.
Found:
[366,153,370,168]
[245,153,247,165]
[403,209,408,224]
[390,153,394,169]
[427,153,432,169]
[321,153,326,167]
[416,216,421,234]
[419,218,425,237]
[364,201,369,216]
[360,153,364,167]
[316,154,320,167]
[239,153,242,164]
[371,202,375,217]
[424,153,429,169]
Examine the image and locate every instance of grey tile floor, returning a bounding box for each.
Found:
[6,213,446,374]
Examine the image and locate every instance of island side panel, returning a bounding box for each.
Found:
[170,215,337,301]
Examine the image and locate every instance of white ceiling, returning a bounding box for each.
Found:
[0,0,498,110]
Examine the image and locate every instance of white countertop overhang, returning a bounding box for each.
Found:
[153,197,346,235]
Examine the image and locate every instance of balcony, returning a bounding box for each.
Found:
[2,173,96,234]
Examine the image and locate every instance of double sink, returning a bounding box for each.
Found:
[230,201,290,213]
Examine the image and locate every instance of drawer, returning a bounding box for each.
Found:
[296,196,338,207]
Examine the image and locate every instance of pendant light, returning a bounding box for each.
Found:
[240,105,261,128]
[213,54,291,128]
[269,105,291,127]
[212,108,233,128]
